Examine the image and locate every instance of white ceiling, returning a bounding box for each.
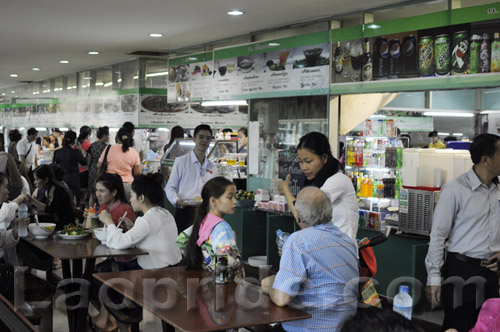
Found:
[0,0,421,90]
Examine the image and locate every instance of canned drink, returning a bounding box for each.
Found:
[373,37,389,79]
[388,39,401,78]
[470,34,481,74]
[434,34,450,75]
[451,31,469,75]
[492,32,500,72]
[480,33,491,73]
[402,34,418,77]
[419,36,434,76]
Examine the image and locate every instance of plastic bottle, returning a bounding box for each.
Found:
[215,245,228,284]
[356,174,363,197]
[395,172,402,199]
[393,285,413,320]
[397,140,404,169]
[276,229,290,252]
[17,203,29,237]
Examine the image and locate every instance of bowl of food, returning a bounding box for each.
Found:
[28,223,56,239]
[93,227,108,244]
[238,57,254,73]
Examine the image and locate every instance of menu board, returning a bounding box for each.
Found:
[167,52,214,103]
[140,94,248,128]
[213,31,330,99]
[0,100,60,128]
[278,151,305,196]
[88,93,138,127]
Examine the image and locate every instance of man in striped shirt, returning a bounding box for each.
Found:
[262,186,359,332]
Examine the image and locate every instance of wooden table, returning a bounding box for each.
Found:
[22,234,148,332]
[94,266,311,332]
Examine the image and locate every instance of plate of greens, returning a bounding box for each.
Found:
[57,224,90,240]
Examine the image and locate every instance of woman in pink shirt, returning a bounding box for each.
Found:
[98,127,141,201]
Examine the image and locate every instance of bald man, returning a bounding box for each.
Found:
[262,187,359,332]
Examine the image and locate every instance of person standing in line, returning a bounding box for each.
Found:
[52,130,87,206]
[88,126,110,206]
[51,128,63,150]
[98,127,141,202]
[16,127,38,184]
[77,126,92,206]
[165,124,214,233]
[425,133,500,332]
[8,129,22,162]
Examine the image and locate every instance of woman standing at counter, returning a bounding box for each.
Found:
[278,132,358,244]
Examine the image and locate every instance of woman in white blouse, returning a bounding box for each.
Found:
[95,173,181,332]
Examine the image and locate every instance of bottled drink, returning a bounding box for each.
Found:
[388,39,401,78]
[372,178,377,198]
[363,141,370,167]
[480,33,491,73]
[364,119,372,136]
[393,285,413,320]
[491,32,500,72]
[333,41,344,75]
[395,172,402,199]
[17,203,29,238]
[276,229,290,252]
[373,37,389,80]
[470,34,481,74]
[402,35,418,77]
[356,174,363,197]
[362,38,373,81]
[356,141,363,167]
[215,246,228,284]
[351,40,363,81]
[342,42,353,78]
[397,140,404,168]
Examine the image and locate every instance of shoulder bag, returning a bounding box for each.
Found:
[94,145,111,188]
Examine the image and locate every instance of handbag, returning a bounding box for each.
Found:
[94,145,111,187]
[0,263,14,300]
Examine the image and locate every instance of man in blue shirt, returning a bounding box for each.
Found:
[165,124,214,233]
[262,186,358,332]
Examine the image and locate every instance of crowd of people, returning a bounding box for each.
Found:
[0,122,499,332]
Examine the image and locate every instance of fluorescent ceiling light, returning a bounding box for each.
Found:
[187,57,198,61]
[146,71,169,77]
[367,24,381,29]
[149,33,163,37]
[484,89,500,94]
[201,100,247,106]
[59,128,69,131]
[35,127,46,131]
[453,133,464,136]
[269,43,280,47]
[104,82,113,87]
[32,67,40,71]
[83,77,92,80]
[369,114,387,118]
[9,74,18,77]
[109,128,120,132]
[133,75,138,79]
[480,110,500,114]
[11,91,15,93]
[19,127,25,130]
[423,112,474,117]
[95,82,104,86]
[1,93,5,96]
[60,60,69,64]
[227,10,244,16]
[438,132,450,136]
[88,51,100,55]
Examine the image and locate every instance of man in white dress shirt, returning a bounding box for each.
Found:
[165,124,214,233]
[425,133,500,332]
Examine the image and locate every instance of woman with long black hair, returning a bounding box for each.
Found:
[278,132,358,244]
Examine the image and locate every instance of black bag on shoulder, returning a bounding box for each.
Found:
[94,145,111,188]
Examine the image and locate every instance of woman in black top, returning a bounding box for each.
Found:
[52,130,87,206]
[27,165,76,230]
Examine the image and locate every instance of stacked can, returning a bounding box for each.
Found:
[451,31,469,75]
[419,36,434,76]
[470,34,481,74]
[434,34,450,75]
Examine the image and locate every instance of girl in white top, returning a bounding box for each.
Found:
[278,132,359,245]
[0,172,29,262]
[97,173,182,332]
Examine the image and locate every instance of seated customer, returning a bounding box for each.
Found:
[261,186,358,332]
[179,176,244,282]
[98,173,182,332]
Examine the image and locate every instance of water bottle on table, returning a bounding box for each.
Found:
[275,229,290,252]
[393,285,413,320]
[17,203,29,237]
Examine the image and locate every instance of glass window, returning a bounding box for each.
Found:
[144,59,168,89]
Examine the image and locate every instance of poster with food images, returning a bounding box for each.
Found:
[167,53,214,103]
[88,93,138,128]
[212,31,330,99]
[139,94,248,128]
